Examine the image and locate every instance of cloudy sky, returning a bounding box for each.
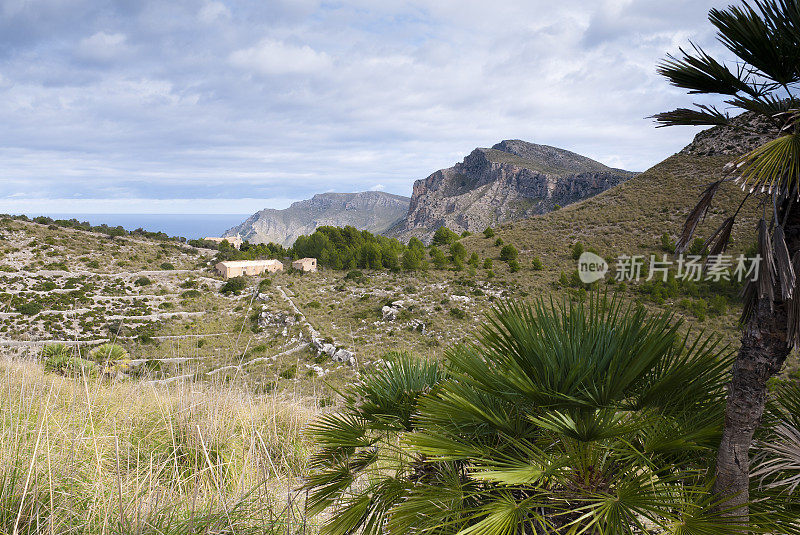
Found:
[0,0,731,215]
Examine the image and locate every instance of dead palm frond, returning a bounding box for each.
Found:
[785,251,800,346]
[704,216,736,257]
[756,218,777,306]
[772,224,796,299]
[676,181,723,253]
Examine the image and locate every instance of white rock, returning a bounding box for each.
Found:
[382,305,399,321]
[332,348,354,363]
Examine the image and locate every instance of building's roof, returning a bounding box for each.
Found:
[292,258,316,263]
[216,259,282,268]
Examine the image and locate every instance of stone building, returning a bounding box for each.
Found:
[215,259,283,279]
[203,235,243,249]
[292,258,317,272]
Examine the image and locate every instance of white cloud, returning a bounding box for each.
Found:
[0,0,730,213]
[199,1,231,23]
[229,39,331,75]
[75,31,129,63]
[370,184,385,191]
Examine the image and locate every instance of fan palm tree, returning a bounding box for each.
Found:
[305,296,784,534]
[652,0,800,517]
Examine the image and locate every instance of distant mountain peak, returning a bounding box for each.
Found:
[390,139,635,242]
[225,191,410,247]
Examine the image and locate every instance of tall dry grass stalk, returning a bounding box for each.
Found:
[0,357,321,534]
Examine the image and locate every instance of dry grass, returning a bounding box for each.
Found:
[0,357,321,535]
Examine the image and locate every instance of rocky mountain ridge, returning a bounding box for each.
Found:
[225,191,410,247]
[390,139,637,242]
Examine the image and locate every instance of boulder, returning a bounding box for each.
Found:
[332,348,354,363]
[382,305,399,321]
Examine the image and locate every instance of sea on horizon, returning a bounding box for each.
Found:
[33,213,251,240]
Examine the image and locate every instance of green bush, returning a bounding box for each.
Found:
[449,242,467,263]
[16,302,42,316]
[258,278,272,290]
[483,227,495,238]
[279,364,297,380]
[531,257,543,270]
[499,244,519,263]
[449,307,467,319]
[661,233,676,253]
[429,247,447,269]
[688,237,707,256]
[160,262,175,270]
[494,238,503,247]
[220,276,247,295]
[508,259,520,272]
[181,289,201,298]
[432,226,460,246]
[134,276,152,287]
[467,252,480,267]
[483,258,493,269]
[43,344,97,376]
[343,270,363,282]
[571,242,584,260]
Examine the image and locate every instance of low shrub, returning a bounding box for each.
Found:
[220,277,247,295]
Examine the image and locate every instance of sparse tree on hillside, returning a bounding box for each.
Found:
[432,226,459,246]
[653,0,800,515]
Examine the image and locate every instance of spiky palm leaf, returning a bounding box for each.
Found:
[88,343,128,362]
[303,352,445,535]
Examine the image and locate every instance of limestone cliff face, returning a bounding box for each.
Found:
[390,140,636,242]
[226,191,410,247]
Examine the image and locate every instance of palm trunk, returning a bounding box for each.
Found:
[713,298,789,517]
[713,201,800,520]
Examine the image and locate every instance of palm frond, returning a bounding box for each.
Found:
[651,105,731,128]
[756,218,778,305]
[773,224,796,299]
[676,181,723,253]
[752,423,800,494]
[726,94,799,123]
[656,43,753,95]
[710,0,800,86]
[703,216,736,257]
[733,133,800,197]
[785,251,800,347]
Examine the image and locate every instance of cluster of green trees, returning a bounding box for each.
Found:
[291,226,406,270]
[213,225,527,274]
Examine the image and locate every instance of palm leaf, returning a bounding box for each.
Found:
[656,43,754,95]
[710,0,800,86]
[652,105,731,128]
[733,133,800,196]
